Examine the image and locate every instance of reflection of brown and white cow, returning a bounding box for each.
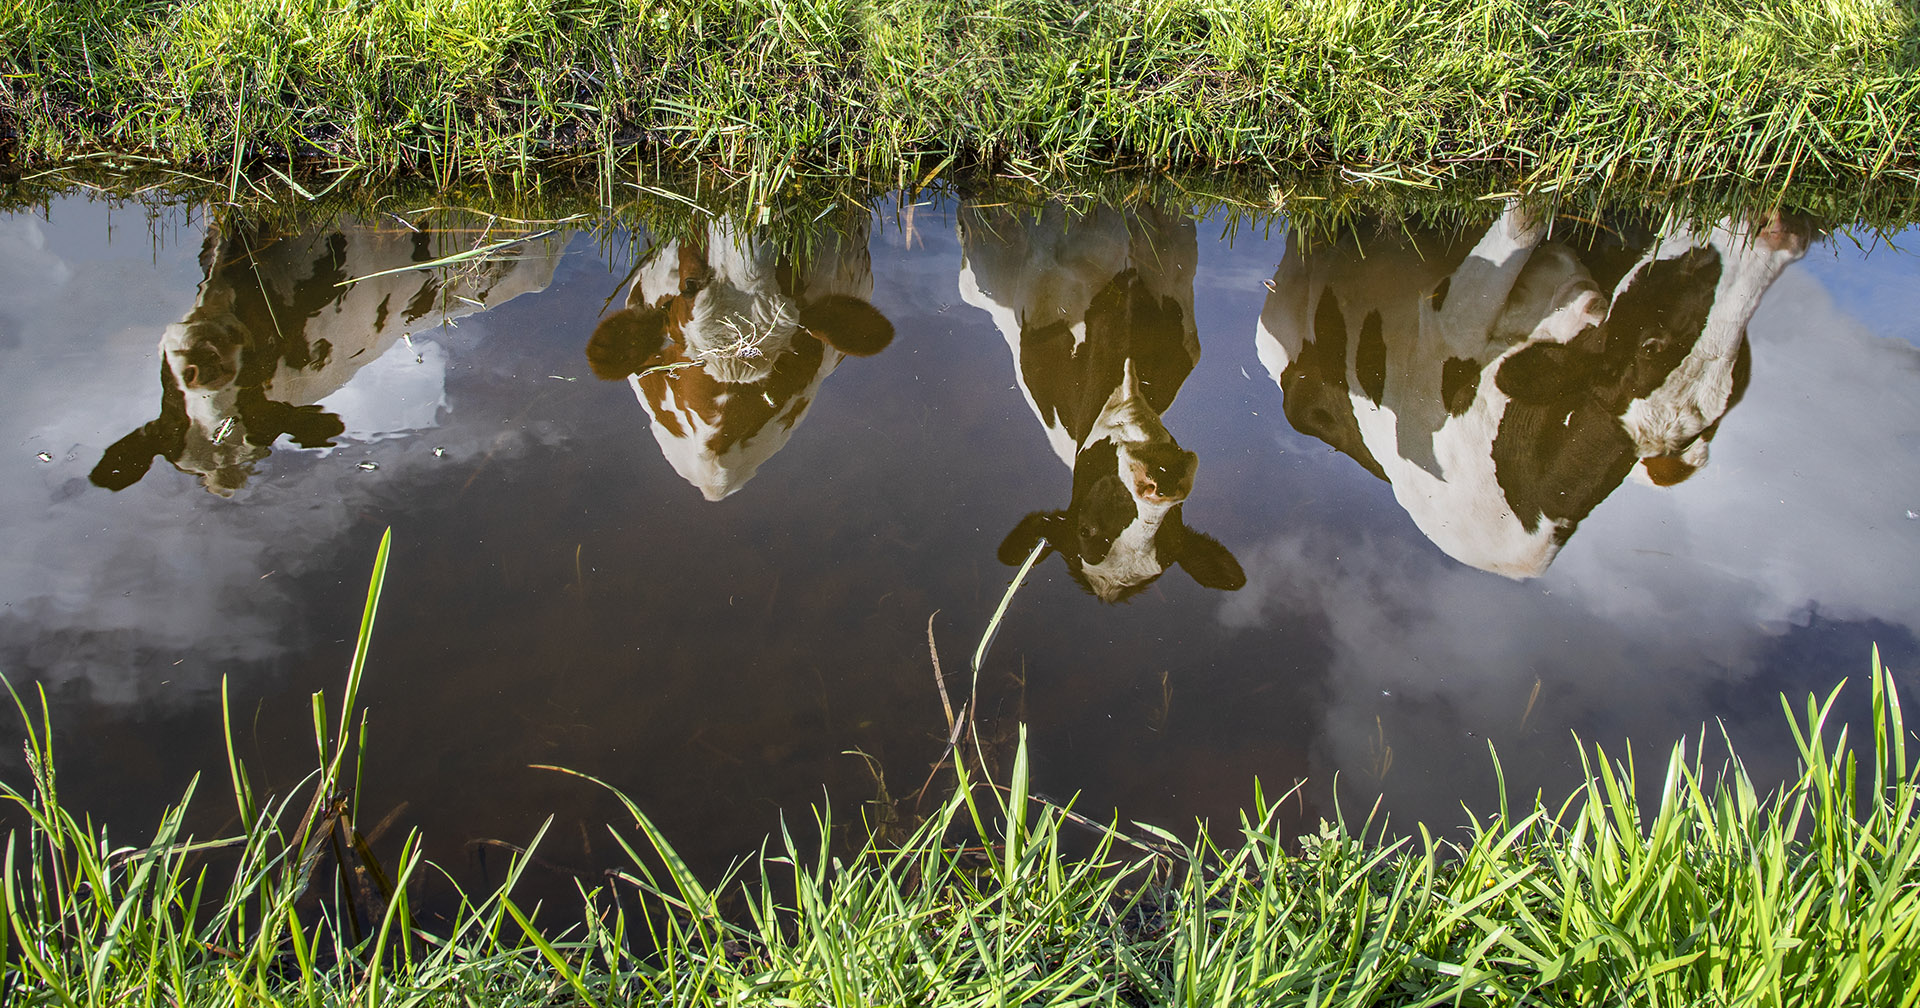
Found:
[91,216,561,496]
[960,202,1244,603]
[585,218,893,500]
[1257,207,1808,577]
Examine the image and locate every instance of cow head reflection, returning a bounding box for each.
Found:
[92,217,559,496]
[960,202,1244,602]
[586,218,893,500]
[1259,207,1808,577]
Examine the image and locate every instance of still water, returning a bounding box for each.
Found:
[3,189,1919,900]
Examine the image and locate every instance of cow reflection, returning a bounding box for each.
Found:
[585,217,893,500]
[92,216,561,496]
[1258,207,1808,577]
[960,202,1244,602]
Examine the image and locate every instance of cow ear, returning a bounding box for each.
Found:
[89,426,168,490]
[586,305,670,379]
[239,394,344,449]
[1174,528,1247,591]
[998,511,1059,565]
[800,295,894,357]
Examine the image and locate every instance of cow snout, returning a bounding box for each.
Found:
[1755,212,1811,256]
[1127,442,1196,503]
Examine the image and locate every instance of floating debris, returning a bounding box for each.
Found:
[211,416,238,445]
[35,451,53,463]
[356,460,380,471]
[432,446,447,458]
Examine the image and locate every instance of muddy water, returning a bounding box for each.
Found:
[3,191,1918,908]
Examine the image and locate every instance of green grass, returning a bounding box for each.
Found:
[2,0,1918,196]
[5,535,1920,1005]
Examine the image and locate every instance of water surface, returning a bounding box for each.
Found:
[3,190,1918,904]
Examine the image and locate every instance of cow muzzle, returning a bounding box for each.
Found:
[1124,440,1196,504]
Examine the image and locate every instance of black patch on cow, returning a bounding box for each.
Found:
[1489,246,1724,538]
[1561,213,1661,294]
[209,226,352,383]
[1429,275,1451,310]
[373,293,391,334]
[1604,247,1723,402]
[410,229,435,263]
[1441,356,1480,416]
[1277,287,1387,481]
[1355,309,1386,405]
[1490,357,1637,536]
[1018,268,1193,447]
[1067,440,1137,565]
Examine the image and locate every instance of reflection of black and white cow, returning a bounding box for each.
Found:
[960,202,1244,603]
[91,216,561,496]
[585,218,893,500]
[1258,207,1808,577]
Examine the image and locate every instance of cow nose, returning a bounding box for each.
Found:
[1129,447,1197,502]
[180,363,200,387]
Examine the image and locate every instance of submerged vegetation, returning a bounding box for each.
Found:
[3,0,1918,196]
[4,535,1919,1006]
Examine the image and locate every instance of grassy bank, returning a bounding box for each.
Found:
[5,537,1920,1006]
[3,0,1918,194]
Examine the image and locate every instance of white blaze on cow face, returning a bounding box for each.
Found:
[1257,206,1807,578]
[587,218,893,501]
[1096,358,1197,506]
[93,216,562,496]
[963,202,1243,602]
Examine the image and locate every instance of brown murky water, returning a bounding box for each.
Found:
[3,189,1918,913]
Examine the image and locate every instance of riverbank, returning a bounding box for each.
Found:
[4,0,1918,192]
[4,534,1918,1006]
[6,664,1918,1006]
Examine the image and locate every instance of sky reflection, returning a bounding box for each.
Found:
[1,193,1916,869]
